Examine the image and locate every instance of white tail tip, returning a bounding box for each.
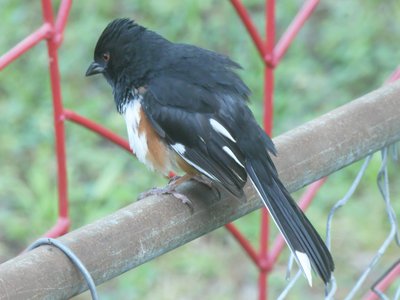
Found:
[295,251,313,286]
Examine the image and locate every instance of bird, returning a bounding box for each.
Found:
[86,18,334,286]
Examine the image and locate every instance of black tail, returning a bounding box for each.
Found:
[246,155,334,285]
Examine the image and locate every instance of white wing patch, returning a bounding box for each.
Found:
[209,119,236,142]
[184,159,220,182]
[172,143,186,155]
[123,100,149,165]
[222,146,244,168]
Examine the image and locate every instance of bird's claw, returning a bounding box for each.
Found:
[137,185,193,211]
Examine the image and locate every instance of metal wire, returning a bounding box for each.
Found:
[395,282,400,300]
[277,154,372,298]
[374,290,390,300]
[27,238,99,300]
[285,252,295,281]
[277,270,302,300]
[326,154,373,249]
[343,148,399,299]
[371,259,400,300]
[390,143,398,162]
[277,146,400,299]
[325,277,337,300]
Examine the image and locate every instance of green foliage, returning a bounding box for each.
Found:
[0,0,399,299]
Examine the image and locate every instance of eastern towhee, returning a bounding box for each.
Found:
[86,18,334,286]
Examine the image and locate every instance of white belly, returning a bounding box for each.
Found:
[123,100,150,166]
[122,100,182,175]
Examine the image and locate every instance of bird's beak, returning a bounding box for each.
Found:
[85,62,104,76]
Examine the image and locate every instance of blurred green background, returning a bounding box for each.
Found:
[0,0,399,299]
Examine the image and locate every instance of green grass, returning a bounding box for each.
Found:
[0,0,399,299]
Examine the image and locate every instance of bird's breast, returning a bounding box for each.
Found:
[123,100,147,163]
[122,100,184,175]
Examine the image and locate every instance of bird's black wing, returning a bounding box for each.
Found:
[143,75,334,285]
[142,76,247,197]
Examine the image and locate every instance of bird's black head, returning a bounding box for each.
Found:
[86,18,150,88]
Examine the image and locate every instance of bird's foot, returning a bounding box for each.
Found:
[137,184,193,209]
[169,174,220,200]
[137,174,219,208]
[168,175,183,185]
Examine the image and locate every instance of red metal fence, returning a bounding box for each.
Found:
[0,0,131,239]
[0,1,398,299]
[228,1,329,299]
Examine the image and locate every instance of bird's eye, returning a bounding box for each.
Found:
[102,52,110,62]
